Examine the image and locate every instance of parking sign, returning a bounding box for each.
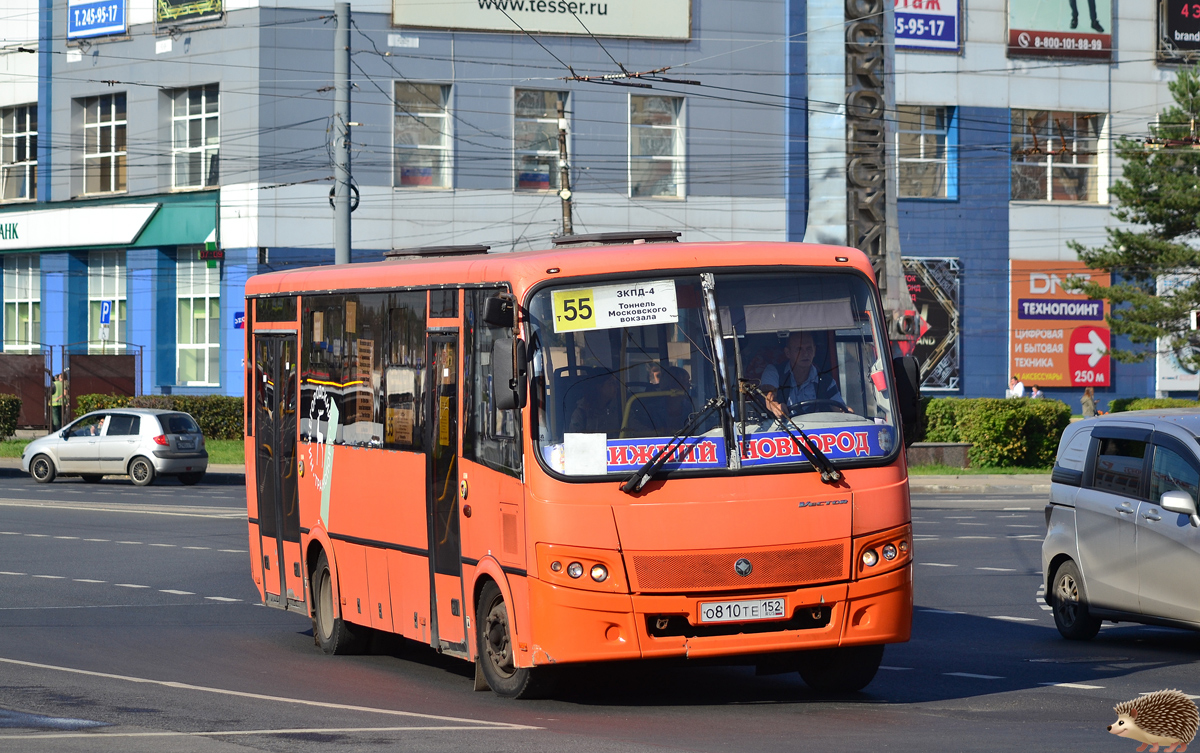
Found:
[100,300,112,325]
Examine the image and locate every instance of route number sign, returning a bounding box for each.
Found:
[551,280,678,333]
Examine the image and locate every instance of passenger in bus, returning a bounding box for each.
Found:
[568,373,625,435]
[759,330,844,418]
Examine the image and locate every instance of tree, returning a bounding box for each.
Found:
[1067,65,1200,392]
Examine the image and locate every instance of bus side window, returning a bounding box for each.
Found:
[383,291,427,451]
[300,294,344,443]
[464,288,521,475]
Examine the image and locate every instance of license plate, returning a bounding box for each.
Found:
[699,598,787,624]
[177,438,195,449]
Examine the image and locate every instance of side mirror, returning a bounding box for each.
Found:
[483,294,516,329]
[892,355,921,445]
[492,337,528,411]
[1160,489,1199,517]
[60,430,69,440]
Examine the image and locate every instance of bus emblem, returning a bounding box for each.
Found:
[734,558,753,577]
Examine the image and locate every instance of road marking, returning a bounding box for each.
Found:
[24,534,49,538]
[878,666,913,671]
[84,539,110,542]
[0,725,534,740]
[53,536,80,539]
[956,536,995,540]
[0,657,541,729]
[114,584,149,589]
[205,597,240,602]
[32,575,65,579]
[977,567,1016,572]
[918,563,957,567]
[991,616,1037,622]
[956,523,988,526]
[116,541,143,545]
[919,609,963,615]
[1040,682,1105,689]
[0,572,26,576]
[160,590,194,595]
[1007,525,1040,528]
[149,544,176,548]
[0,499,244,520]
[944,516,975,519]
[944,672,1003,680]
[183,546,210,550]
[219,549,246,553]
[1008,534,1042,539]
[1040,605,1053,611]
[1003,507,1032,511]
[74,579,106,583]
[0,532,20,535]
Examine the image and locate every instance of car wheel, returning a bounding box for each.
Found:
[311,550,367,655]
[129,457,156,487]
[798,644,885,693]
[178,472,205,486]
[81,474,103,484]
[476,580,556,699]
[1051,560,1102,641]
[30,454,56,484]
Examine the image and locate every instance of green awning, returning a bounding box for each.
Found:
[133,193,218,248]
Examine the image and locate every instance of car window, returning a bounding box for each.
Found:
[1056,428,1093,471]
[162,413,201,434]
[1150,445,1200,504]
[68,414,106,438]
[106,414,140,436]
[1091,437,1147,497]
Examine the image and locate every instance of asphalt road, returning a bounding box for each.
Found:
[0,474,1198,752]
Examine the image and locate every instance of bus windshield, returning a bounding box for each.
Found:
[527,270,898,478]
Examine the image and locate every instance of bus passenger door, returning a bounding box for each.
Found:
[254,334,304,610]
[426,333,468,652]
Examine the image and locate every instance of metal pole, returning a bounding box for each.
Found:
[557,97,573,236]
[333,1,352,265]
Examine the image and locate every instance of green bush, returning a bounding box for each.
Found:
[1023,398,1073,467]
[1124,397,1200,412]
[1108,397,1137,413]
[957,399,1031,467]
[923,398,963,442]
[74,394,245,440]
[0,394,20,438]
[916,396,1070,468]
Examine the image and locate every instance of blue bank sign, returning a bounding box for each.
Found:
[68,0,127,38]
[895,0,960,53]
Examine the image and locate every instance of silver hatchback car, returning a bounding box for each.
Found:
[1043,409,1200,639]
[21,408,209,486]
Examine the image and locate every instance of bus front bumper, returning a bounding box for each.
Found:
[523,563,912,667]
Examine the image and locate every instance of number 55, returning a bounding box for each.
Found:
[577,296,593,320]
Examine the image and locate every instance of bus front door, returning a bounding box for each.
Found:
[253,334,304,611]
[426,333,468,653]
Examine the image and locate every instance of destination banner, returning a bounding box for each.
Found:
[604,435,726,472]
[740,425,891,468]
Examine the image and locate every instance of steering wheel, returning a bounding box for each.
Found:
[789,399,850,416]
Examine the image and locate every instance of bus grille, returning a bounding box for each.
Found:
[626,542,847,593]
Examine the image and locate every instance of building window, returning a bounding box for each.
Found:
[177,254,220,385]
[394,82,451,188]
[1,104,37,202]
[3,254,40,353]
[88,250,126,353]
[514,90,565,191]
[1011,110,1103,202]
[171,85,219,189]
[81,93,127,195]
[898,105,955,199]
[630,95,685,198]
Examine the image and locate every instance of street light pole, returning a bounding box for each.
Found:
[333,1,352,265]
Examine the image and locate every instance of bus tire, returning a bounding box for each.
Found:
[129,457,156,486]
[476,580,555,699]
[30,454,56,483]
[797,644,885,693]
[311,550,366,655]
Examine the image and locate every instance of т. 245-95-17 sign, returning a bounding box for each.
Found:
[1010,261,1110,388]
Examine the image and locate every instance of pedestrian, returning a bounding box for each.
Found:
[1007,376,1026,399]
[1081,386,1096,417]
[50,373,65,430]
[1030,384,1044,399]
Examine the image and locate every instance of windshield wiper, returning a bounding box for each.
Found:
[738,380,843,484]
[620,396,728,495]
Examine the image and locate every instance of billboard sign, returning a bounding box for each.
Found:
[1008,0,1112,59]
[1010,261,1111,388]
[156,0,222,26]
[895,0,960,53]
[1160,0,1200,59]
[1155,274,1200,391]
[393,0,691,40]
[68,0,126,39]
[903,257,960,391]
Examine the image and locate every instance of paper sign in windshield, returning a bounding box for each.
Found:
[552,280,678,333]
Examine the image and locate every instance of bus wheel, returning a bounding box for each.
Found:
[797,644,885,693]
[311,551,366,655]
[476,581,555,699]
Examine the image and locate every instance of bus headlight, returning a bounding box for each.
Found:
[862,549,879,567]
[882,543,897,561]
[535,543,628,593]
[590,564,608,582]
[567,562,584,579]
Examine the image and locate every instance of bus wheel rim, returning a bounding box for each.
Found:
[484,601,515,678]
[318,570,334,639]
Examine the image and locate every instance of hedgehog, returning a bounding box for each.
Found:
[1107,690,1199,752]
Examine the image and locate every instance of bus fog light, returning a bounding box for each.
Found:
[882,544,897,561]
[567,562,584,579]
[899,539,909,554]
[550,561,562,572]
[862,549,879,567]
[590,564,608,582]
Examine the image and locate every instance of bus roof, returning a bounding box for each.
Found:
[243,241,875,298]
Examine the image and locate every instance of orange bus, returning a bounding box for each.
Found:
[244,236,920,698]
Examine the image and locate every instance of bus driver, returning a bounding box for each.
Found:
[760,330,844,418]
